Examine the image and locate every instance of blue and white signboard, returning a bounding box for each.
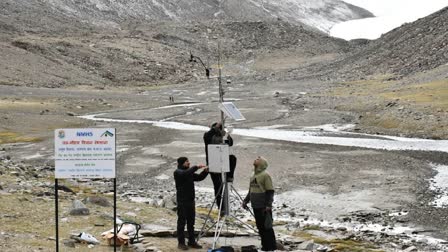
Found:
[55,128,116,179]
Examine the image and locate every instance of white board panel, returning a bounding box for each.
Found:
[207,144,230,173]
[55,128,116,178]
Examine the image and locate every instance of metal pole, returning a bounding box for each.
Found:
[114,179,117,251]
[217,42,230,217]
[113,128,117,251]
[197,185,219,241]
[218,42,224,126]
[55,179,59,252]
[213,182,226,249]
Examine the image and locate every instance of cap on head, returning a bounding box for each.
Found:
[257,156,268,170]
[177,157,188,167]
[211,122,222,129]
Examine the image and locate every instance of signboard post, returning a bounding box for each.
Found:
[54,128,116,251]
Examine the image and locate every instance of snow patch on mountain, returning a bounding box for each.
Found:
[331,0,448,40]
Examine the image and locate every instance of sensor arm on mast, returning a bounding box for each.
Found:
[189,52,210,79]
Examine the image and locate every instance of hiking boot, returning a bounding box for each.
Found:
[178,243,188,250]
[188,242,202,249]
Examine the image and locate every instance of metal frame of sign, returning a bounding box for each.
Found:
[54,128,117,251]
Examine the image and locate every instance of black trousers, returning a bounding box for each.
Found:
[177,203,196,245]
[210,172,223,207]
[253,208,277,251]
[228,154,237,180]
[210,154,237,205]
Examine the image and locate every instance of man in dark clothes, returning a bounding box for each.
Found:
[242,156,277,251]
[203,122,236,209]
[174,157,208,250]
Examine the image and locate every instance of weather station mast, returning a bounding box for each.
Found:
[189,43,250,249]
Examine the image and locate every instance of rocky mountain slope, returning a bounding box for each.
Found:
[0,3,353,88]
[0,0,372,34]
[0,0,446,89]
[0,0,373,87]
[335,6,448,79]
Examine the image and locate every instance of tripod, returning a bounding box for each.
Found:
[197,173,257,249]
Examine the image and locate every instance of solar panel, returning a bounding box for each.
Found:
[218,102,246,121]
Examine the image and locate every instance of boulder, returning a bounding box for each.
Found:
[62,239,76,248]
[296,240,315,250]
[83,196,112,207]
[403,246,418,252]
[162,195,176,210]
[69,200,90,216]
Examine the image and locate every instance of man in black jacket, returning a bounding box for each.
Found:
[203,122,236,210]
[174,157,208,250]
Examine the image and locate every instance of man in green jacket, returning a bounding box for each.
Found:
[242,156,277,251]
